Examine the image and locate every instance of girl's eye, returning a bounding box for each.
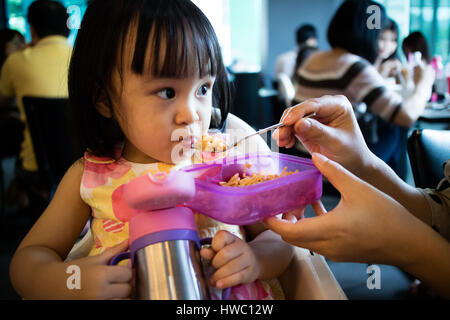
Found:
[157,88,176,100]
[197,84,210,97]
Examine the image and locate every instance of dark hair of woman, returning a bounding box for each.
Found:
[327,0,388,64]
[402,31,431,64]
[381,18,400,63]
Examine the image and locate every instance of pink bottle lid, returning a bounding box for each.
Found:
[128,206,198,244]
[112,170,196,222]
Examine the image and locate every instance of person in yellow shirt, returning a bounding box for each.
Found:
[0,0,72,209]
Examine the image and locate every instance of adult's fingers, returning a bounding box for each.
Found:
[273,95,352,147]
[263,214,330,243]
[293,117,342,150]
[311,153,362,197]
[311,201,327,216]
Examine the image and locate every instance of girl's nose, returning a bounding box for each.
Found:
[175,100,200,125]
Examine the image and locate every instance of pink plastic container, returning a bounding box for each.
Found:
[182,152,322,225]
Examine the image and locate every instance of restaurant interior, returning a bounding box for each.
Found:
[0,0,449,300]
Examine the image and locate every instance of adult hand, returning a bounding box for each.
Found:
[264,153,426,269]
[272,95,377,178]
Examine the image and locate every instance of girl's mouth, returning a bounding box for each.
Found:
[179,135,198,148]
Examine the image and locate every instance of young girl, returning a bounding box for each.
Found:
[10,0,293,300]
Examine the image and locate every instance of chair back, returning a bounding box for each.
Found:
[230,72,264,129]
[23,97,84,189]
[407,129,450,188]
[277,73,295,107]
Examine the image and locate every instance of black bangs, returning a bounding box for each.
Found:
[131,0,220,79]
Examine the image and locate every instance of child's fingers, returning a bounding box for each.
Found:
[211,256,251,287]
[210,240,244,270]
[211,230,237,253]
[95,240,129,265]
[105,265,133,283]
[104,283,133,300]
[200,247,215,261]
[215,267,251,289]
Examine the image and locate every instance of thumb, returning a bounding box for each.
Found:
[312,153,361,197]
[294,118,339,148]
[95,240,129,265]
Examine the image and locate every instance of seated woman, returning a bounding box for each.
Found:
[292,0,434,174]
[374,18,403,81]
[401,31,437,94]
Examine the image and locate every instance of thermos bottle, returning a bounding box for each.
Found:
[109,171,230,300]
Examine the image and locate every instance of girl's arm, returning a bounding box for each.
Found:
[10,159,90,298]
[246,224,294,281]
[9,160,132,299]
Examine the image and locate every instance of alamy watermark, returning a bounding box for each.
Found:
[67,5,81,30]
[66,265,81,290]
[366,5,381,30]
[366,264,381,290]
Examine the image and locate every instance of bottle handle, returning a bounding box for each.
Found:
[109,251,131,266]
[200,237,232,301]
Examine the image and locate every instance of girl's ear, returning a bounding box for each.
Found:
[96,101,112,118]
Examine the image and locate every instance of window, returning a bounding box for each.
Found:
[380,0,450,62]
[5,0,86,45]
[410,0,449,62]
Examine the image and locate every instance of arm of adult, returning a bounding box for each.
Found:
[394,63,435,127]
[273,95,431,225]
[264,153,450,298]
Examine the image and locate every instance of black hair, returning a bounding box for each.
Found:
[402,31,431,63]
[327,0,387,64]
[27,0,69,38]
[0,29,25,68]
[296,24,317,47]
[380,18,399,63]
[69,0,231,158]
[293,45,319,83]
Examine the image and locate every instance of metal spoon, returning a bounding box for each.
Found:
[225,111,316,151]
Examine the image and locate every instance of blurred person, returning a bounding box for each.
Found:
[402,31,432,65]
[0,0,72,210]
[275,24,318,81]
[0,29,26,68]
[401,31,437,94]
[374,18,403,80]
[292,0,434,174]
[0,29,26,174]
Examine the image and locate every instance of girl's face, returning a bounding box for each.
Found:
[378,30,397,60]
[114,71,215,165]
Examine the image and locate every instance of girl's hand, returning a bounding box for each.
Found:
[63,241,133,299]
[272,95,377,179]
[264,153,426,269]
[200,230,260,289]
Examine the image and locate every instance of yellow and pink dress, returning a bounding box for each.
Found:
[80,151,281,300]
